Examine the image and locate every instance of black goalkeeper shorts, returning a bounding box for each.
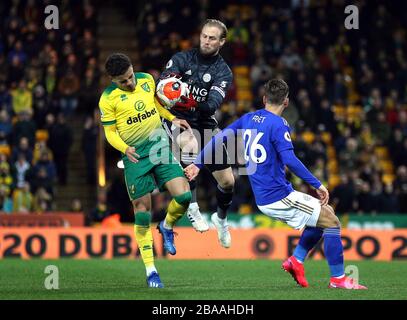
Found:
[162,119,231,173]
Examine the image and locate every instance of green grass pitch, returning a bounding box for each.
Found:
[1,259,406,300]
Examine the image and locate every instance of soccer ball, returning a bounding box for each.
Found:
[156,77,189,109]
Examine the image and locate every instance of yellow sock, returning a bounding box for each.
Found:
[164,192,192,228]
[135,225,154,267]
[134,212,154,268]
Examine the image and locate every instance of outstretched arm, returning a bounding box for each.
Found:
[184,128,234,180]
[185,117,243,180]
[279,149,329,205]
[279,149,322,189]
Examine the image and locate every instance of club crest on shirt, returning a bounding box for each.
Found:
[203,73,211,82]
[141,83,150,92]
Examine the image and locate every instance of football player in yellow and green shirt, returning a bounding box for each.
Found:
[99,53,192,288]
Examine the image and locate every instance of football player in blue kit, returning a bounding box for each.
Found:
[185,79,367,290]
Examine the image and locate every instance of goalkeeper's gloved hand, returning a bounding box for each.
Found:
[172,93,198,112]
[159,72,182,81]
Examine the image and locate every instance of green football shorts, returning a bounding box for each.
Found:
[122,148,185,200]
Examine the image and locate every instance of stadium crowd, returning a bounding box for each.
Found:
[0,0,98,213]
[1,0,406,220]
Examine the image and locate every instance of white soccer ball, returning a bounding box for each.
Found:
[156,77,189,109]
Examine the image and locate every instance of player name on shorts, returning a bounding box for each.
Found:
[126,108,157,124]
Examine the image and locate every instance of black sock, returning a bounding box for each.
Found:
[190,181,197,203]
[181,152,198,205]
[216,184,233,219]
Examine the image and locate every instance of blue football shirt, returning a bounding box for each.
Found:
[195,109,321,206]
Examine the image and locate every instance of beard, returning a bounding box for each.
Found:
[199,44,218,57]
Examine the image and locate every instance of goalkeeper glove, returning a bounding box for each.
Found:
[172,93,198,112]
[159,72,182,80]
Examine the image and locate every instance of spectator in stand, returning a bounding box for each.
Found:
[356,181,375,214]
[89,190,111,223]
[78,30,98,61]
[331,174,355,214]
[33,187,53,213]
[12,153,31,189]
[317,100,337,137]
[81,2,97,32]
[32,141,53,165]
[12,112,36,148]
[279,45,303,70]
[394,166,407,213]
[395,110,407,137]
[78,68,99,115]
[0,186,13,213]
[0,109,12,144]
[7,56,25,84]
[44,65,57,97]
[58,70,80,117]
[11,137,33,164]
[0,155,13,197]
[7,40,27,65]
[106,170,131,221]
[31,167,54,196]
[0,56,8,83]
[82,116,97,184]
[48,113,73,185]
[11,79,33,115]
[32,151,56,184]
[32,84,49,129]
[0,82,12,114]
[379,183,399,213]
[371,112,391,145]
[331,73,348,104]
[338,137,360,172]
[44,113,55,134]
[70,198,83,213]
[12,181,33,213]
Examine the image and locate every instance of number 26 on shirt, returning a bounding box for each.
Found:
[243,130,267,164]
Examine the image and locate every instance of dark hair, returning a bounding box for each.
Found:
[105,53,131,77]
[264,79,289,105]
[203,19,228,39]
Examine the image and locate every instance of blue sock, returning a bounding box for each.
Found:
[323,227,344,277]
[293,227,323,262]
